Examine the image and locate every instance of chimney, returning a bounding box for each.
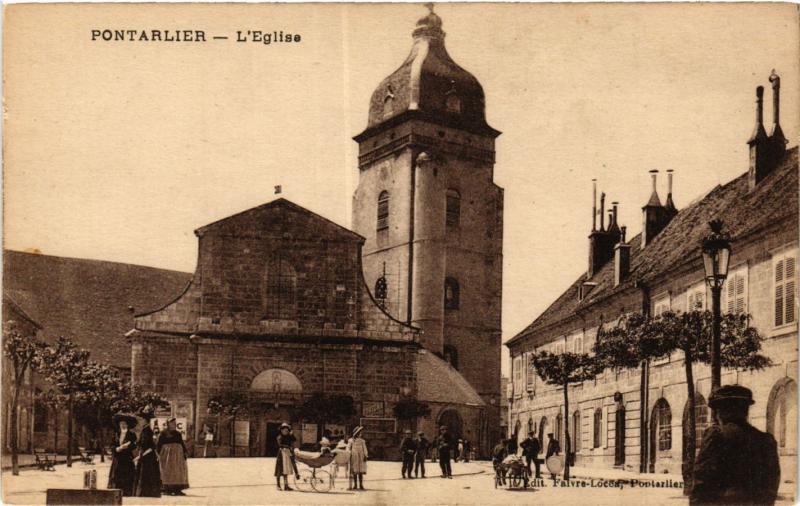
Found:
[768,70,787,160]
[664,170,677,214]
[614,226,631,287]
[588,187,616,278]
[599,192,606,231]
[641,170,664,249]
[591,179,597,232]
[748,85,770,190]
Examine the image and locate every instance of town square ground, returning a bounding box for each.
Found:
[2,458,796,505]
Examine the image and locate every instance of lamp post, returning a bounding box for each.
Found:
[701,219,731,390]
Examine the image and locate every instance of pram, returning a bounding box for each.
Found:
[494,454,530,489]
[292,450,336,492]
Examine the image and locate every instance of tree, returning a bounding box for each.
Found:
[393,398,431,432]
[531,351,600,480]
[594,313,673,473]
[207,391,250,450]
[654,310,770,491]
[297,393,357,442]
[3,320,45,475]
[36,388,66,454]
[38,337,90,467]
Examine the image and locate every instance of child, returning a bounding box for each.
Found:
[347,426,368,490]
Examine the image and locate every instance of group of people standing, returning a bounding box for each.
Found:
[107,409,190,497]
[399,430,430,478]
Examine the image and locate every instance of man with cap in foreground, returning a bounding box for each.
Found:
[520,431,541,478]
[414,431,430,478]
[435,425,454,478]
[400,429,417,478]
[690,385,780,506]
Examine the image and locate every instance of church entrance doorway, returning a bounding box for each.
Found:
[265,422,282,457]
[438,408,463,440]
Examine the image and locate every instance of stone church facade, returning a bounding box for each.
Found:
[129,10,502,458]
[506,73,797,480]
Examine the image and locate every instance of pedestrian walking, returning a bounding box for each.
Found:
[545,433,560,480]
[456,439,464,462]
[348,426,368,490]
[400,429,417,478]
[133,407,161,497]
[157,418,189,496]
[690,385,780,506]
[108,413,138,496]
[436,425,454,478]
[414,431,429,478]
[520,431,541,478]
[463,439,471,463]
[273,423,297,491]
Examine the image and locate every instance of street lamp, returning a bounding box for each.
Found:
[702,219,731,390]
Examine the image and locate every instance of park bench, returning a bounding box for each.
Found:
[77,446,95,465]
[34,448,55,471]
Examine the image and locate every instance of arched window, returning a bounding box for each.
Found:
[377,191,390,230]
[593,408,602,448]
[573,411,581,452]
[443,345,459,370]
[527,417,534,437]
[446,189,461,227]
[682,394,709,461]
[263,258,297,320]
[653,398,672,451]
[444,277,460,310]
[538,417,548,445]
[33,389,47,433]
[767,378,797,453]
[250,368,303,394]
[555,412,563,444]
[374,276,388,308]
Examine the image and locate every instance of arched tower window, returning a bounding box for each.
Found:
[446,189,461,227]
[593,408,603,448]
[377,191,390,230]
[263,258,297,320]
[443,345,459,370]
[444,277,460,309]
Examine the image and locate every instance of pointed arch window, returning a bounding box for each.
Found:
[377,191,390,231]
[444,277,460,310]
[374,276,388,309]
[263,258,297,320]
[446,189,461,227]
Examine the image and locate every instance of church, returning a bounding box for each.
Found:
[128,9,503,458]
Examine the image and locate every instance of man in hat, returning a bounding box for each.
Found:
[545,433,560,480]
[400,429,417,479]
[690,385,780,506]
[520,431,542,478]
[435,425,454,478]
[414,431,430,478]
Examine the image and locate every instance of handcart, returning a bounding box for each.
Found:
[494,455,530,489]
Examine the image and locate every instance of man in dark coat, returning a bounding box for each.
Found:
[520,431,541,478]
[690,385,780,506]
[435,426,454,478]
[414,431,430,478]
[545,433,561,480]
[400,430,417,479]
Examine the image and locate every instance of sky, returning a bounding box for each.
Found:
[4,3,799,375]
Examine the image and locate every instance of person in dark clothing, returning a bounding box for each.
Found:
[463,439,471,463]
[134,409,161,497]
[274,423,298,491]
[520,431,542,478]
[400,430,417,478]
[108,414,138,496]
[435,426,454,478]
[414,432,429,478]
[157,419,189,495]
[492,439,508,485]
[690,385,780,506]
[545,433,561,480]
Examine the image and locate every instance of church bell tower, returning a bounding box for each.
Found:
[351,6,503,410]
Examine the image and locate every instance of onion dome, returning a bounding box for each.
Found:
[356,6,499,140]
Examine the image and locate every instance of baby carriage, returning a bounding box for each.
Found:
[292,450,336,492]
[494,454,530,489]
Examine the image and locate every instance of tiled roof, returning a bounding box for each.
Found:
[508,146,798,347]
[416,350,485,406]
[3,250,192,368]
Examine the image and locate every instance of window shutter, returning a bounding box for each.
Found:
[786,257,796,324]
[727,278,736,314]
[735,274,746,314]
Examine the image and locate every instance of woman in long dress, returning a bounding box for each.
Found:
[157,418,189,496]
[108,414,138,496]
[273,423,297,491]
[347,426,368,490]
[134,409,161,497]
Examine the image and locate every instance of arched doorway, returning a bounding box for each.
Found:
[767,378,797,455]
[439,408,464,440]
[682,394,709,463]
[614,393,626,466]
[649,398,672,472]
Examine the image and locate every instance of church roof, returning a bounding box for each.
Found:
[507,146,799,348]
[355,8,500,141]
[3,250,192,368]
[416,350,485,406]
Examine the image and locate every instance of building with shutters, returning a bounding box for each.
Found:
[506,72,797,479]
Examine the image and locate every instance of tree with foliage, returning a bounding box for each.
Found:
[393,398,431,431]
[36,388,66,454]
[297,393,357,441]
[531,351,600,480]
[653,310,771,492]
[3,320,45,475]
[207,391,250,449]
[37,337,91,467]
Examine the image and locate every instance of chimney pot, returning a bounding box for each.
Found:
[592,179,597,232]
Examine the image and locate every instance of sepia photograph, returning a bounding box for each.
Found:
[2,2,798,505]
